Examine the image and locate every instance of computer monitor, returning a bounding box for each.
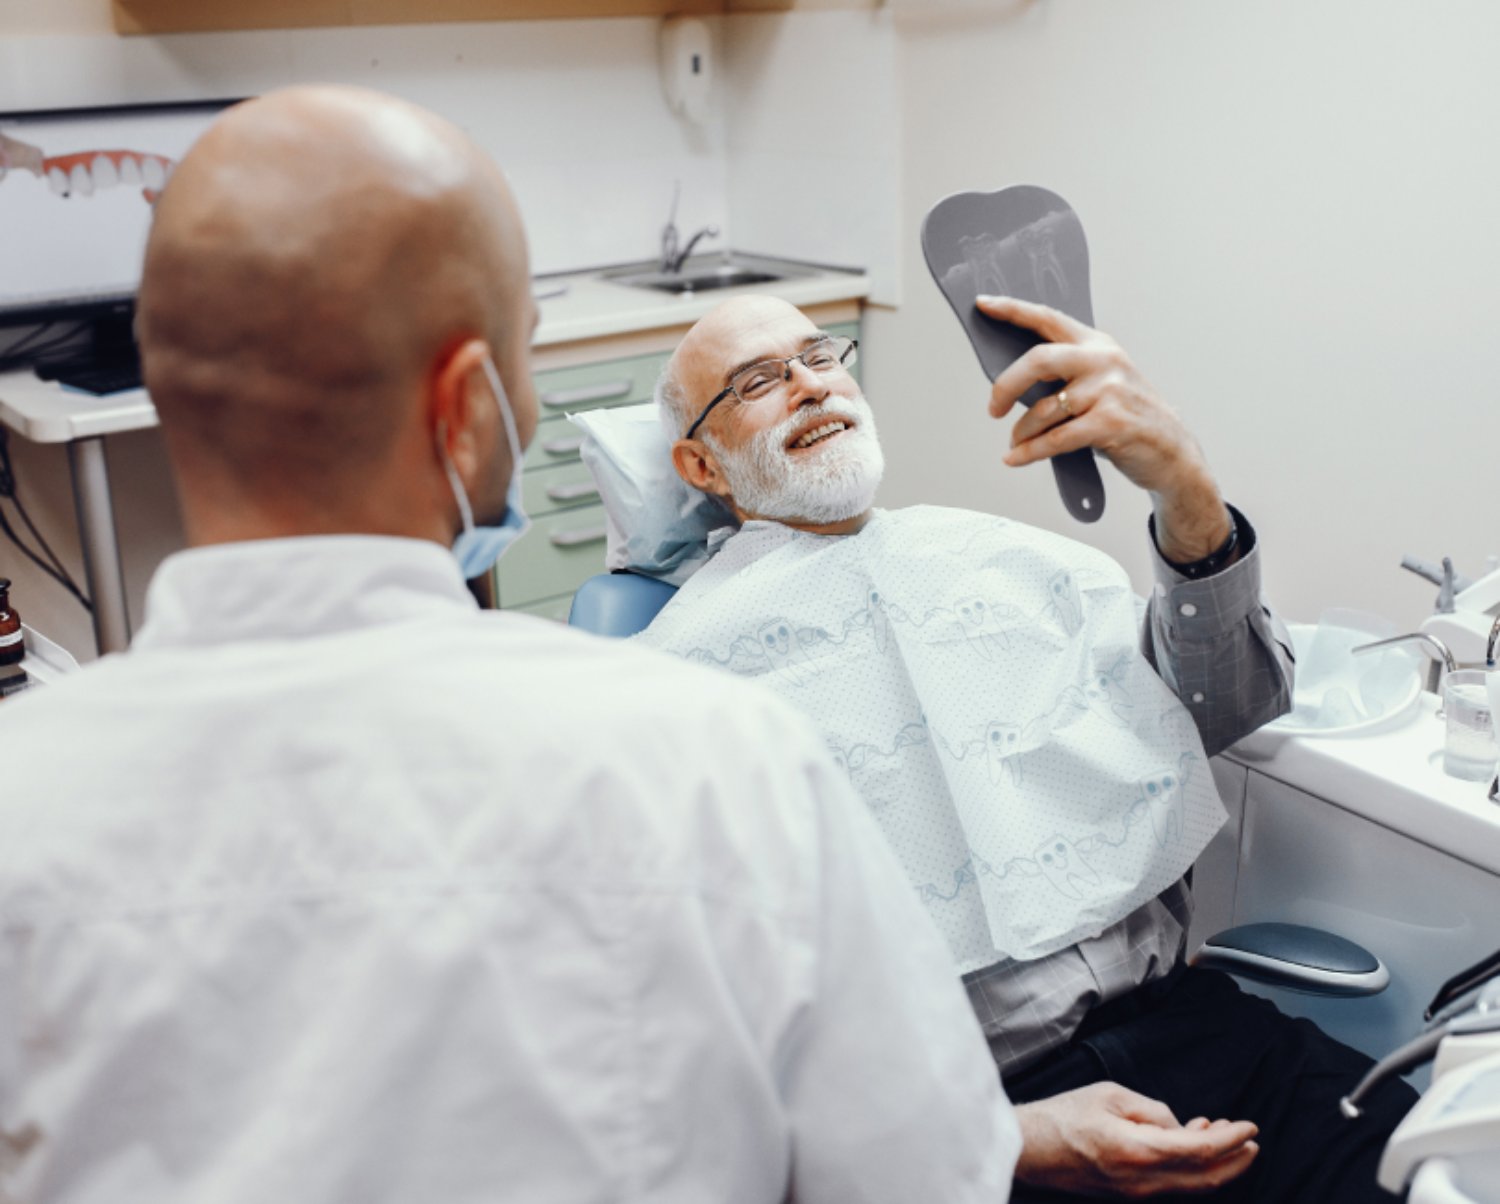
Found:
[0,99,236,375]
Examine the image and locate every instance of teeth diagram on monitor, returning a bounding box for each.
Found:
[1,102,227,313]
[1,132,175,203]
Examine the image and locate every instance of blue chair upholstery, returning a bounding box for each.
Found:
[568,572,678,638]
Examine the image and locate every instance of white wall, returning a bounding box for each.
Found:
[871,0,1500,628]
[723,8,901,304]
[0,17,730,275]
[0,8,734,658]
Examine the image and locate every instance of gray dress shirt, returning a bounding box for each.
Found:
[964,507,1295,1076]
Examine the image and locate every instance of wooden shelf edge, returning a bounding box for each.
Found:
[112,0,731,36]
[110,0,878,35]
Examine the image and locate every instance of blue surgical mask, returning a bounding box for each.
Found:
[440,354,532,579]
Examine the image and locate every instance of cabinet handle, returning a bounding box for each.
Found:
[549,526,608,549]
[545,482,601,503]
[540,379,632,408]
[540,437,584,456]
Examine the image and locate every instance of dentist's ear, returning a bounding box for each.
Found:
[430,337,494,487]
[672,438,732,502]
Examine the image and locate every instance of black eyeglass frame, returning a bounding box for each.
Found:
[681,336,859,441]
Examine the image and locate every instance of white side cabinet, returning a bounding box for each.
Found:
[1193,755,1500,1079]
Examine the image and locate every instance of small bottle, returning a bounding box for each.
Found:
[0,578,24,666]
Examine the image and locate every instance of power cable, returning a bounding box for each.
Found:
[0,429,92,612]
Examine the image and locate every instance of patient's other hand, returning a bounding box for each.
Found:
[1014,1082,1259,1197]
[977,295,1232,565]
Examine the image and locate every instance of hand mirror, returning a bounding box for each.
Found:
[921,185,1105,523]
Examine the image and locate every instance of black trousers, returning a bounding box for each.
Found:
[1001,967,1419,1203]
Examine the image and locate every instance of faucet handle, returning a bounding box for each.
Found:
[659,180,682,271]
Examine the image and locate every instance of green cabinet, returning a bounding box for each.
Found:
[492,347,667,619]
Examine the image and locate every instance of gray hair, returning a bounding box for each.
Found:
[654,356,691,442]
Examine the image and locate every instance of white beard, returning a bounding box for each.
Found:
[704,392,885,525]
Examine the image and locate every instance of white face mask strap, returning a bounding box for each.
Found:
[436,420,477,536]
[482,354,525,480]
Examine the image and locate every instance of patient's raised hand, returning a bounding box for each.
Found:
[1014,1081,1259,1197]
[977,294,1232,565]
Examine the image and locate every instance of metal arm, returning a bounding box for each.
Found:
[1353,632,1456,694]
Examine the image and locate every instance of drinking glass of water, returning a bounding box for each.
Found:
[1442,669,1497,782]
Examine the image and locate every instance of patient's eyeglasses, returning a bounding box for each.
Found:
[682,336,859,441]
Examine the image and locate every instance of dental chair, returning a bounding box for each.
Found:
[566,570,1388,1002]
[568,571,678,638]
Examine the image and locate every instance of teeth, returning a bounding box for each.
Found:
[69,162,93,196]
[119,156,141,186]
[91,154,119,189]
[792,421,849,450]
[46,166,68,194]
[141,156,166,190]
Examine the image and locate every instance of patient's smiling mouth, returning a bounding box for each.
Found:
[787,417,853,452]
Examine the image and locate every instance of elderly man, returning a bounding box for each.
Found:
[0,91,1021,1202]
[640,294,1416,1202]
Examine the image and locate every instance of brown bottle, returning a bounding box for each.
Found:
[0,578,23,666]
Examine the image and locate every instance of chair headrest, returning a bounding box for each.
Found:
[569,403,735,587]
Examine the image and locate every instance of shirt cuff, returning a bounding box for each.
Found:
[1147,504,1263,642]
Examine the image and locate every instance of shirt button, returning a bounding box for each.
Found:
[1179,603,1198,618]
[1192,692,1206,703]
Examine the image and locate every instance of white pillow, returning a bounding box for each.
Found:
[569,403,735,586]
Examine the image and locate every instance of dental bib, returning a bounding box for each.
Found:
[639,506,1226,969]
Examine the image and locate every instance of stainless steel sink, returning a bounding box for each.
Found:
[601,254,814,296]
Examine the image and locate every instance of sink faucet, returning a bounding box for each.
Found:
[658,181,719,274]
[1352,632,1457,695]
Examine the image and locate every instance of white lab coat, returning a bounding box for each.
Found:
[0,536,1018,1204]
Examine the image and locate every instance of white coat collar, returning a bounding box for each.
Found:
[132,536,477,650]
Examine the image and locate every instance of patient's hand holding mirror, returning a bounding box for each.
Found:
[922,185,1106,523]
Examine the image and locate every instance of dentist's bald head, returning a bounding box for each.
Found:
[138,85,537,548]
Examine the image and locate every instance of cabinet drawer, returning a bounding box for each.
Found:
[532,352,667,416]
[524,414,586,471]
[523,459,602,516]
[495,503,610,607]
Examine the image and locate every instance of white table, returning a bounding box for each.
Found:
[0,370,155,655]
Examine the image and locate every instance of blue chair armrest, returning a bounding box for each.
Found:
[1191,922,1390,997]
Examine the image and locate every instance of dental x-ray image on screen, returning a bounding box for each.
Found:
[0,101,234,317]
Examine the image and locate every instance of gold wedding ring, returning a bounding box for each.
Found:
[1056,389,1072,418]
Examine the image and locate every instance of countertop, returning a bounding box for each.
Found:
[532,256,870,346]
[1226,693,1500,878]
[0,256,871,443]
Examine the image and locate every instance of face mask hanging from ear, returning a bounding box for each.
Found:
[439,354,532,579]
